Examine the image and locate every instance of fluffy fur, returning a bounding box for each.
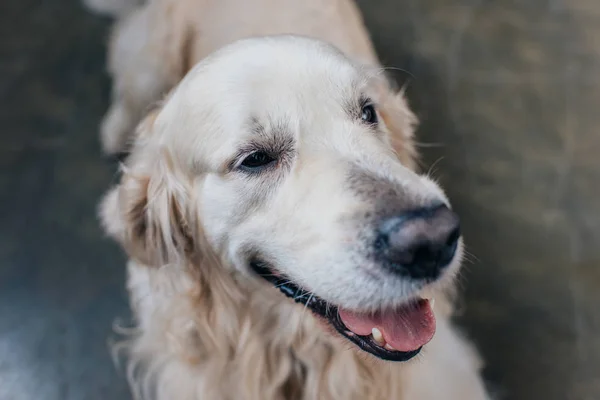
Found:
[92,1,491,399]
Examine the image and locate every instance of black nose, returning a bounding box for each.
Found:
[374,205,461,280]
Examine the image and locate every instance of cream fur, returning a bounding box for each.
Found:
[114,259,488,400]
[91,1,492,399]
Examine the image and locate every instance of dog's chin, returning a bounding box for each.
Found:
[249,261,436,362]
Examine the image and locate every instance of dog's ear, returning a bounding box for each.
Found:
[100,112,194,267]
[375,80,419,170]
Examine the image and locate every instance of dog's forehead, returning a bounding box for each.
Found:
[182,37,365,106]
[159,37,375,167]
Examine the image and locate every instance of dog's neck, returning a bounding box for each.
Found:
[124,259,414,399]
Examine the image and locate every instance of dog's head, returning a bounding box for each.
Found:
[101,36,463,362]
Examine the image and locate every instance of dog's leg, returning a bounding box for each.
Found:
[100,2,191,154]
[400,317,492,400]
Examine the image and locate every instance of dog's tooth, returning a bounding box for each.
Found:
[384,343,396,351]
[371,327,385,345]
[429,297,435,310]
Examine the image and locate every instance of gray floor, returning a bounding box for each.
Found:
[1,0,599,399]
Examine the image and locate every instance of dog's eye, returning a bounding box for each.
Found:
[239,151,276,171]
[360,103,378,125]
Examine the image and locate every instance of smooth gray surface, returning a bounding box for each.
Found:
[0,1,130,399]
[1,0,599,399]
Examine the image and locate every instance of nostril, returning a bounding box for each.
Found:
[439,227,460,266]
[374,234,388,251]
[446,226,461,247]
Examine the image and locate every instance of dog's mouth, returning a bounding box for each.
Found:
[250,261,435,362]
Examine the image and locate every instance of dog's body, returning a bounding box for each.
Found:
[91,1,491,399]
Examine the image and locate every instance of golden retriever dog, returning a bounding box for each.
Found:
[90,0,492,399]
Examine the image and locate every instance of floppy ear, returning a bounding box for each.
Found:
[99,112,194,267]
[377,83,419,171]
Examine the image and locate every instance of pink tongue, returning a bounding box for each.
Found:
[338,299,436,352]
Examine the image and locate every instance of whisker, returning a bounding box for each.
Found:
[413,141,444,148]
[376,66,416,82]
[364,66,415,90]
[464,250,480,262]
[462,251,478,263]
[462,247,480,264]
[426,156,445,178]
[413,156,429,171]
[300,292,315,323]
[274,280,294,289]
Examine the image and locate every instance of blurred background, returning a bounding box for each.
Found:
[1,0,599,399]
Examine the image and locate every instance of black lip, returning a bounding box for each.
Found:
[250,261,421,362]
